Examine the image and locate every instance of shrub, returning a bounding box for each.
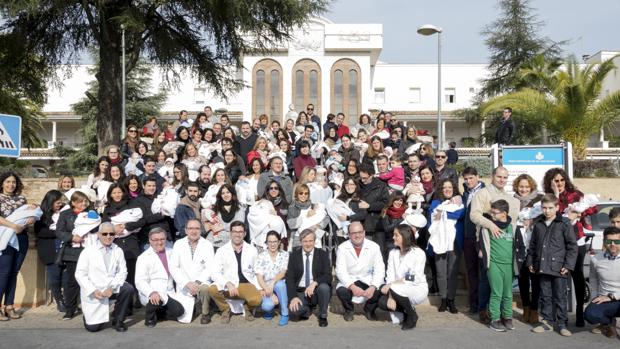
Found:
[573,160,620,178]
[454,157,493,177]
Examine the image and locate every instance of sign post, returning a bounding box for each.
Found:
[0,114,22,158]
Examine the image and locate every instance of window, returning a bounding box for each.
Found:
[291,59,322,116]
[469,87,476,93]
[194,87,206,104]
[445,88,456,104]
[331,59,361,125]
[374,87,385,104]
[252,59,283,121]
[409,87,421,103]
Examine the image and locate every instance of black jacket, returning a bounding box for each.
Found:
[446,148,458,165]
[102,200,141,260]
[462,181,486,240]
[382,215,403,242]
[125,193,167,244]
[345,199,368,223]
[235,133,258,162]
[495,117,515,145]
[55,209,84,263]
[34,219,58,265]
[285,247,332,301]
[514,225,528,271]
[359,178,390,233]
[435,165,459,184]
[526,213,578,277]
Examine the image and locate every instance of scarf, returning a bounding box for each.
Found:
[515,190,540,209]
[129,190,139,199]
[386,205,406,219]
[219,200,237,223]
[494,216,512,230]
[179,196,201,218]
[422,180,434,194]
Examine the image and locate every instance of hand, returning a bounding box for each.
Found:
[304,282,317,298]
[185,281,199,296]
[227,282,239,297]
[307,209,316,217]
[387,297,397,311]
[25,217,35,226]
[433,210,441,221]
[560,267,569,275]
[114,224,125,235]
[592,295,613,304]
[528,266,535,273]
[13,224,25,234]
[338,214,347,221]
[550,180,559,195]
[490,224,501,238]
[363,286,376,299]
[101,288,113,298]
[71,235,84,244]
[211,223,224,233]
[264,283,274,297]
[359,201,370,209]
[381,284,390,295]
[289,297,302,312]
[149,292,161,305]
[93,290,104,300]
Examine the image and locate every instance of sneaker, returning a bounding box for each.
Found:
[489,320,507,332]
[278,315,289,326]
[559,327,572,337]
[62,309,76,321]
[531,319,553,333]
[591,325,603,334]
[502,318,515,330]
[343,311,354,322]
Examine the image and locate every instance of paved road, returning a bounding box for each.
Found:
[1,305,617,349]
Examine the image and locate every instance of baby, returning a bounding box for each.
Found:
[377,157,405,192]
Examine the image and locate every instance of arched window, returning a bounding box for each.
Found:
[253,59,283,121]
[331,59,361,125]
[291,59,322,116]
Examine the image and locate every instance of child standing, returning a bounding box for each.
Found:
[527,194,578,337]
[481,199,517,332]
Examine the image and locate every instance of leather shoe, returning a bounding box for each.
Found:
[364,309,377,321]
[114,321,127,332]
[200,314,212,325]
[343,311,354,322]
[318,317,328,327]
[145,320,156,328]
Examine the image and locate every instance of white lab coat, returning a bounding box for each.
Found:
[135,247,178,306]
[386,247,428,305]
[336,239,385,291]
[169,237,215,323]
[75,242,127,325]
[211,241,261,291]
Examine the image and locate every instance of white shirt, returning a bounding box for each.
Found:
[298,249,314,288]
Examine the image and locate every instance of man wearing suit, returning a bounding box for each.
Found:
[286,229,332,327]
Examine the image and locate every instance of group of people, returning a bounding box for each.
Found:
[0,105,617,339]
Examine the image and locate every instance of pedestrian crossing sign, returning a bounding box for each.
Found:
[0,114,21,158]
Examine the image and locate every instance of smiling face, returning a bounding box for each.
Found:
[266,234,280,253]
[98,225,116,247]
[186,144,197,157]
[214,170,226,184]
[553,173,566,193]
[492,167,509,189]
[111,187,124,202]
[220,186,232,202]
[60,177,74,191]
[371,138,382,151]
[377,157,388,173]
[149,231,167,253]
[441,181,454,199]
[110,167,121,180]
[517,179,532,197]
[301,232,315,253]
[344,179,357,194]
[128,179,139,192]
[420,168,433,182]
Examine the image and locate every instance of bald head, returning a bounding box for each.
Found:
[492,166,509,189]
[348,221,366,247]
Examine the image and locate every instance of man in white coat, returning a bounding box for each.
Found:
[169,219,215,324]
[335,221,385,322]
[208,221,262,324]
[75,222,134,332]
[135,227,184,328]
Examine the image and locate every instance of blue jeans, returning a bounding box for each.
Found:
[539,274,568,327]
[261,280,288,316]
[0,234,28,306]
[584,300,620,326]
[478,261,490,311]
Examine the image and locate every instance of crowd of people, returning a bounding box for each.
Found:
[0,105,617,339]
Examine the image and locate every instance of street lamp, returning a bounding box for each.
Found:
[417,24,443,150]
[121,24,126,139]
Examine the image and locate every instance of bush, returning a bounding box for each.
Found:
[454,157,493,177]
[574,160,620,178]
[460,137,477,147]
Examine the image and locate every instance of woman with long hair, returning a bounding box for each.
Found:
[418,143,435,168]
[86,156,109,190]
[335,178,368,241]
[204,184,245,249]
[247,136,270,166]
[172,163,190,195]
[57,175,76,194]
[255,231,289,326]
[123,174,143,199]
[362,135,385,168]
[105,163,126,184]
[381,192,408,257]
[223,149,244,184]
[121,124,140,159]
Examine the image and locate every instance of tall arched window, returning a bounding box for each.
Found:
[253,59,283,121]
[331,59,361,125]
[291,59,322,116]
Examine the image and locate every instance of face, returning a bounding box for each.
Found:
[215,170,225,184]
[517,179,532,197]
[251,160,262,174]
[605,233,620,256]
[553,174,566,193]
[203,131,213,142]
[222,140,232,150]
[463,174,479,190]
[306,105,314,116]
[185,220,201,242]
[408,156,420,170]
[301,233,315,253]
[241,124,251,136]
[377,158,388,172]
[224,129,234,139]
[143,181,157,196]
[268,183,280,198]
[336,114,344,125]
[157,151,166,162]
[297,188,310,203]
[307,169,316,183]
[110,167,121,180]
[99,160,109,174]
[393,229,403,249]
[220,187,233,202]
[271,159,283,173]
[200,168,211,182]
[252,119,260,129]
[144,161,155,174]
[138,143,147,154]
[286,120,295,130]
[174,168,183,180]
[490,209,508,222]
[344,179,356,194]
[407,128,416,138]
[435,151,447,166]
[128,179,139,192]
[52,199,64,213]
[157,133,166,143]
[359,172,372,185]
[111,187,124,202]
[610,216,620,229]
[329,128,336,137]
[371,138,382,151]
[221,117,229,126]
[204,107,213,117]
[348,223,365,246]
[213,124,222,134]
[441,181,454,198]
[271,123,280,132]
[342,137,351,148]
[300,145,310,155]
[420,168,433,182]
[492,168,509,189]
[304,128,313,138]
[541,201,559,219]
[186,186,200,201]
[358,132,368,143]
[392,197,404,208]
[224,151,234,163]
[279,141,288,151]
[98,227,116,247]
[193,131,202,142]
[60,177,74,190]
[230,226,246,246]
[179,129,189,140]
[361,115,370,124]
[503,109,511,119]
[347,161,357,175]
[376,119,384,129]
[73,199,89,212]
[149,232,167,253]
[127,127,138,137]
[419,147,427,156]
[180,111,188,120]
[108,148,120,160]
[257,139,266,150]
[266,235,280,253]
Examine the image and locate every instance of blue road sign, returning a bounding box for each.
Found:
[0,114,22,158]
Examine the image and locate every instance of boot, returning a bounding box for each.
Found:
[575,307,584,327]
[438,298,447,312]
[402,308,418,330]
[521,306,530,323]
[447,299,458,314]
[528,309,539,324]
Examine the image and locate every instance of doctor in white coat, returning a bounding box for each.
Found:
[135,227,184,328]
[75,222,134,332]
[378,224,428,330]
[169,219,215,324]
[335,221,385,322]
[208,220,262,324]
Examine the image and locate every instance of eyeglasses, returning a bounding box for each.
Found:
[307,108,314,111]
[269,186,279,191]
[231,230,245,234]
[604,239,620,245]
[149,238,166,242]
[554,178,565,183]
[298,192,309,196]
[267,240,280,244]
[435,155,447,159]
[349,230,364,235]
[128,129,137,133]
[101,233,115,237]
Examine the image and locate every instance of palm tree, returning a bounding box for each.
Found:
[482,55,620,159]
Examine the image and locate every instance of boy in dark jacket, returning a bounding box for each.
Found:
[526,194,577,337]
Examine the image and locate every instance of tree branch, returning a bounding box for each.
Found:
[80,0,101,45]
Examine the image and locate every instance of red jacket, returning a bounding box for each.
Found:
[337,124,350,139]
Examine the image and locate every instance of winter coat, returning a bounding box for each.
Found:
[526,213,578,278]
[359,178,390,233]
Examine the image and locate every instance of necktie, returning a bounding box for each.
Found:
[305,252,311,287]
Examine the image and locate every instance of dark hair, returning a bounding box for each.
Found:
[304,124,314,132]
[223,128,236,139]
[172,163,189,187]
[609,207,620,220]
[382,192,406,217]
[105,164,126,183]
[541,193,558,205]
[359,163,375,176]
[0,171,24,196]
[449,141,456,148]
[603,226,620,239]
[203,128,215,142]
[462,166,478,177]
[262,180,288,206]
[504,107,512,113]
[298,140,311,150]
[134,140,149,155]
[186,181,200,190]
[142,175,157,187]
[542,168,576,194]
[143,156,156,165]
[419,165,435,180]
[93,156,110,177]
[338,178,361,202]
[106,183,128,203]
[435,178,460,201]
[394,225,417,253]
[40,189,64,225]
[490,199,510,214]
[265,230,281,244]
[223,148,238,167]
[123,174,143,195]
[176,126,190,142]
[214,184,240,218]
[230,221,245,232]
[248,157,264,175]
[241,121,251,127]
[326,113,335,120]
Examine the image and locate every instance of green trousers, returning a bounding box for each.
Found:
[488,262,513,321]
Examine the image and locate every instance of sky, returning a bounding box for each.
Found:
[325,0,620,64]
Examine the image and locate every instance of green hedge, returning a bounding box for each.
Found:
[573,160,620,178]
[453,157,493,177]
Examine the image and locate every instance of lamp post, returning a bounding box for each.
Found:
[121,24,127,140]
[417,24,443,150]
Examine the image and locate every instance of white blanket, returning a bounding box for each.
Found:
[72,210,102,248]
[247,200,287,248]
[110,208,144,238]
[0,206,43,254]
[428,201,463,254]
[151,187,180,217]
[326,198,355,235]
[307,182,333,206]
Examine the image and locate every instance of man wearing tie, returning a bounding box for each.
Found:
[285,229,332,327]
